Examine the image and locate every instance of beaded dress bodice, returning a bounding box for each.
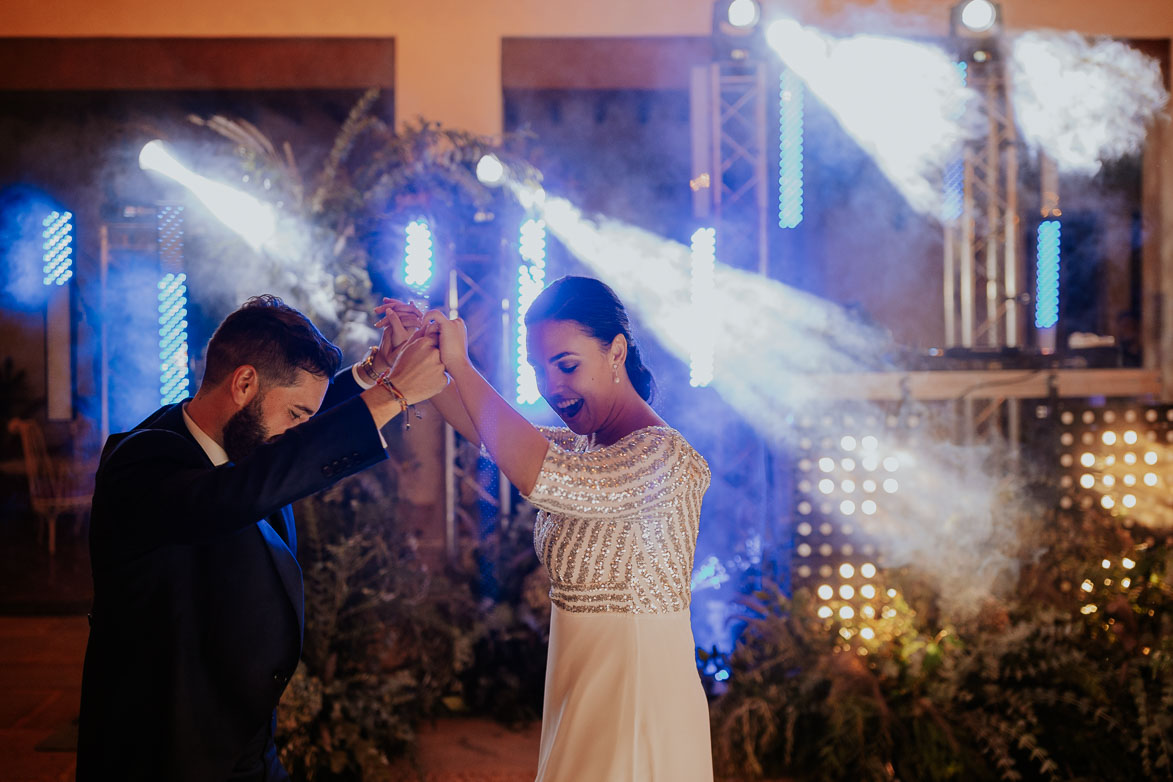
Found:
[527,426,710,615]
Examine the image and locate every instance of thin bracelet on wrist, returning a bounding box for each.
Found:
[358,346,380,384]
[375,370,413,429]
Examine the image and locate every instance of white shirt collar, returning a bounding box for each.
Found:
[181,403,230,467]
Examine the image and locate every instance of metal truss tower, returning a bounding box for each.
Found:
[689,55,778,590]
[441,255,513,558]
[691,60,770,275]
[943,52,1024,353]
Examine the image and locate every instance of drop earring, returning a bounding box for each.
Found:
[612,363,620,384]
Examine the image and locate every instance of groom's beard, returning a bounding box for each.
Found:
[222,395,270,463]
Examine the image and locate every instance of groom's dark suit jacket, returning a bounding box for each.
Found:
[77,371,385,782]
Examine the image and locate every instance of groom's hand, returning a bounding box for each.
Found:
[386,329,447,406]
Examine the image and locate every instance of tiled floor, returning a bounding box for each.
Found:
[0,615,542,782]
[0,502,542,781]
[0,508,92,616]
[0,616,87,782]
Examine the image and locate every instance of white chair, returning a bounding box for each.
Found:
[7,417,95,554]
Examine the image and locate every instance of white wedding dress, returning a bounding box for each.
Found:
[524,425,714,782]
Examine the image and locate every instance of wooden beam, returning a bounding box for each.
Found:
[803,369,1162,401]
[0,38,395,90]
[502,37,712,90]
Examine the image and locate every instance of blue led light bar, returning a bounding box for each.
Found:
[778,69,804,229]
[1035,220,1061,329]
[404,219,434,292]
[689,227,716,388]
[42,211,74,286]
[158,272,190,404]
[515,219,547,405]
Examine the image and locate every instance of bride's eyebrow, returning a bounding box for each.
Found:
[548,352,578,363]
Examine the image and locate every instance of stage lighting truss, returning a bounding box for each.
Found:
[792,411,920,644]
[712,0,763,60]
[438,220,535,559]
[1056,404,1173,529]
[943,5,1020,353]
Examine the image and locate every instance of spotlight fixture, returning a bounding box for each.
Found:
[725,0,760,29]
[475,153,506,187]
[950,0,1002,38]
[712,0,764,60]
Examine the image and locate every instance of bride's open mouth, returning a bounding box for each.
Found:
[555,398,584,419]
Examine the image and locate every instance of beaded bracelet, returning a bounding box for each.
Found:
[375,370,419,430]
[358,346,380,384]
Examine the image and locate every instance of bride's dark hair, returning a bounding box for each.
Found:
[524,276,656,403]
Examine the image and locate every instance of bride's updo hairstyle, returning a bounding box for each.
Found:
[525,276,657,404]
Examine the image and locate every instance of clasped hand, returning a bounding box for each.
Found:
[373,298,471,405]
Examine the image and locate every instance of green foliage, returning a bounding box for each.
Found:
[450,501,550,725]
[191,91,538,353]
[277,467,473,780]
[276,465,548,781]
[712,501,1173,782]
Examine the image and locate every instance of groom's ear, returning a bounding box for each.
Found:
[228,365,260,407]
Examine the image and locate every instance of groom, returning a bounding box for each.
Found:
[76,295,446,782]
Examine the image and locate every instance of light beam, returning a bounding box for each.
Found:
[763,19,974,216]
[139,140,277,251]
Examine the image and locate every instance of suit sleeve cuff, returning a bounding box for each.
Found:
[352,363,376,390]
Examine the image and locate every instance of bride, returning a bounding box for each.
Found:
[380,276,713,781]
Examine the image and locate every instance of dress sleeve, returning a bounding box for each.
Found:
[481,425,576,460]
[534,425,579,450]
[523,429,694,520]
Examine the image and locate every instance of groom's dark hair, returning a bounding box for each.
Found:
[201,295,342,388]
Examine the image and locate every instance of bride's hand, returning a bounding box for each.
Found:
[420,310,470,371]
[374,298,424,372]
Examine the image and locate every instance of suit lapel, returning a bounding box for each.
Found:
[259,511,305,643]
[151,402,306,643]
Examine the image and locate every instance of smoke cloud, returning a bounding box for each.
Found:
[1009,31,1169,175]
[533,189,1029,618]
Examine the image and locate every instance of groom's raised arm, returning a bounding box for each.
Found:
[92,335,446,563]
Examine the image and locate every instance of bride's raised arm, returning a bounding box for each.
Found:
[423,310,550,496]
